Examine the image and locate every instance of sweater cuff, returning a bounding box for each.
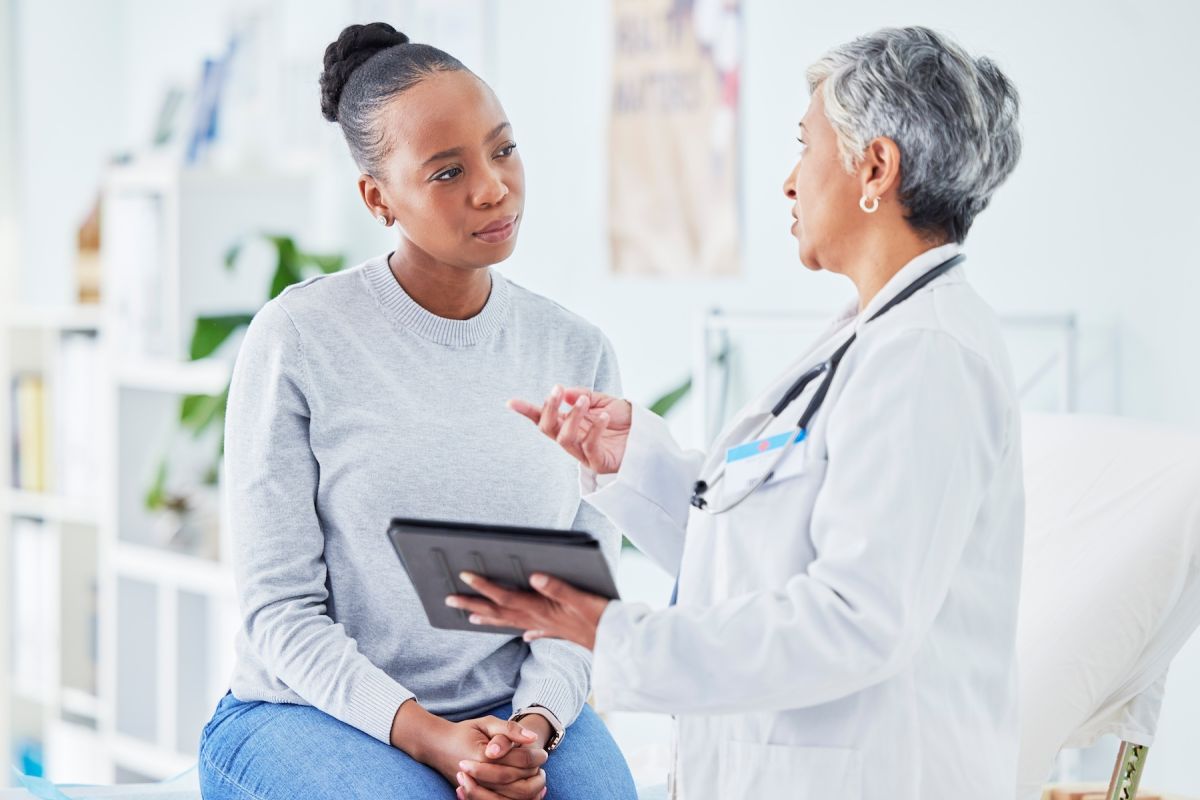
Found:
[511,677,583,729]
[343,668,417,744]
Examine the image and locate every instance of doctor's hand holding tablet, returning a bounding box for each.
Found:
[451,25,1026,800]
[446,386,631,648]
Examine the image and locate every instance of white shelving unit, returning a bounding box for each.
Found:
[1,161,312,785]
[1,313,109,786]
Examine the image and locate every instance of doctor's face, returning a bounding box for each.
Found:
[782,89,863,272]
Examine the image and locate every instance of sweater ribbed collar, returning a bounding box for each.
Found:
[364,254,510,346]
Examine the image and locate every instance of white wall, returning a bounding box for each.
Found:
[9,0,1200,791]
[488,0,1200,432]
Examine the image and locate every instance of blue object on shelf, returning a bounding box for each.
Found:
[15,740,43,779]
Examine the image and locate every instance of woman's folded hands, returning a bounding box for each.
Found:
[391,700,549,799]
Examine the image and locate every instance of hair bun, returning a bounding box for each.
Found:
[320,22,410,122]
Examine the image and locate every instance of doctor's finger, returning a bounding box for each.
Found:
[506,398,543,425]
[536,386,566,438]
[467,612,527,629]
[445,594,500,618]
[579,412,610,468]
[458,572,526,607]
[555,395,591,451]
[530,573,602,611]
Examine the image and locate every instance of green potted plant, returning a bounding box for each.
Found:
[145,235,345,553]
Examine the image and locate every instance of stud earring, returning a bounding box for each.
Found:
[376,214,389,226]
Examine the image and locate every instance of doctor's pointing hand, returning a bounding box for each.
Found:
[450,26,1026,800]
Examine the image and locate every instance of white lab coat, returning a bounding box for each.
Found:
[584,243,1025,799]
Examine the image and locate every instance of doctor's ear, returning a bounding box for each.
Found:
[856,137,902,211]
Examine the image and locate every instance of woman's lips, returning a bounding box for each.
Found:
[473,215,518,244]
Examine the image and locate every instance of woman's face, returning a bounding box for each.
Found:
[782,88,862,273]
[371,70,524,270]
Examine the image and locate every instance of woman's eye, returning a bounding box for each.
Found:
[496,143,517,158]
[433,167,463,182]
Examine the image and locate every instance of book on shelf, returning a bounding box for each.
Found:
[11,516,57,701]
[11,372,47,493]
[105,190,169,359]
[54,331,102,501]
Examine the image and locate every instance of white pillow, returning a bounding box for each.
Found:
[1016,413,1200,798]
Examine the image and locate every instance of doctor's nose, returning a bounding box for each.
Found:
[783,165,799,200]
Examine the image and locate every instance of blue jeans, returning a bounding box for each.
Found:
[199,693,637,800]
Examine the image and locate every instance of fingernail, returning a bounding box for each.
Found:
[520,727,535,738]
[598,412,609,421]
[486,744,499,756]
[530,574,548,589]
[575,395,587,407]
[445,597,460,608]
[469,615,483,624]
[459,760,471,770]
[457,771,466,783]
[459,572,474,584]
[552,384,563,396]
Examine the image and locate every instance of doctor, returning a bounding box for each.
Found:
[449,26,1025,800]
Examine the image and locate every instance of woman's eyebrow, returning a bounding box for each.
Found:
[421,123,513,167]
[484,121,512,142]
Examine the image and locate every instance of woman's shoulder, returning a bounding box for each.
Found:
[261,257,379,329]
[501,275,611,351]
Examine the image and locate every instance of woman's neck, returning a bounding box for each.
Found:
[844,229,947,312]
[387,244,492,320]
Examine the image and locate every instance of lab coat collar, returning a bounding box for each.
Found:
[849,241,965,333]
[706,243,963,462]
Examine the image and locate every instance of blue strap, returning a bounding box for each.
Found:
[12,767,75,800]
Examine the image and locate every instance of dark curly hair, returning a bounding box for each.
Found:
[319,22,468,175]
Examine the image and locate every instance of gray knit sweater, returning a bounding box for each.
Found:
[224,254,622,744]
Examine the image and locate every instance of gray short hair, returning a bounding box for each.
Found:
[807,26,1021,243]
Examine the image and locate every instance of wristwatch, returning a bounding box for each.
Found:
[510,704,566,752]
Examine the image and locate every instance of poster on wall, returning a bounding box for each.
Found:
[609,0,742,277]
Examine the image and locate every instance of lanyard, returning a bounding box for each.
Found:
[690,253,966,515]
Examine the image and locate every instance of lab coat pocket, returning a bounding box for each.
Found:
[717,740,862,798]
[717,454,829,596]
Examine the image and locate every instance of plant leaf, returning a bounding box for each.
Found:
[648,377,692,418]
[223,240,242,271]
[145,459,169,510]
[189,314,253,361]
[180,384,230,437]
[302,252,345,274]
[268,235,302,298]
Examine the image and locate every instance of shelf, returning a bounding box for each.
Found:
[110,734,195,781]
[115,357,230,395]
[12,686,50,708]
[60,688,101,720]
[114,541,232,597]
[3,488,100,525]
[2,305,104,331]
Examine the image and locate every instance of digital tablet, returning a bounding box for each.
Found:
[387,517,621,635]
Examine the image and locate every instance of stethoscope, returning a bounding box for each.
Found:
[690,253,966,515]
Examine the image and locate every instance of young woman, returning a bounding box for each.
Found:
[198,22,637,800]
